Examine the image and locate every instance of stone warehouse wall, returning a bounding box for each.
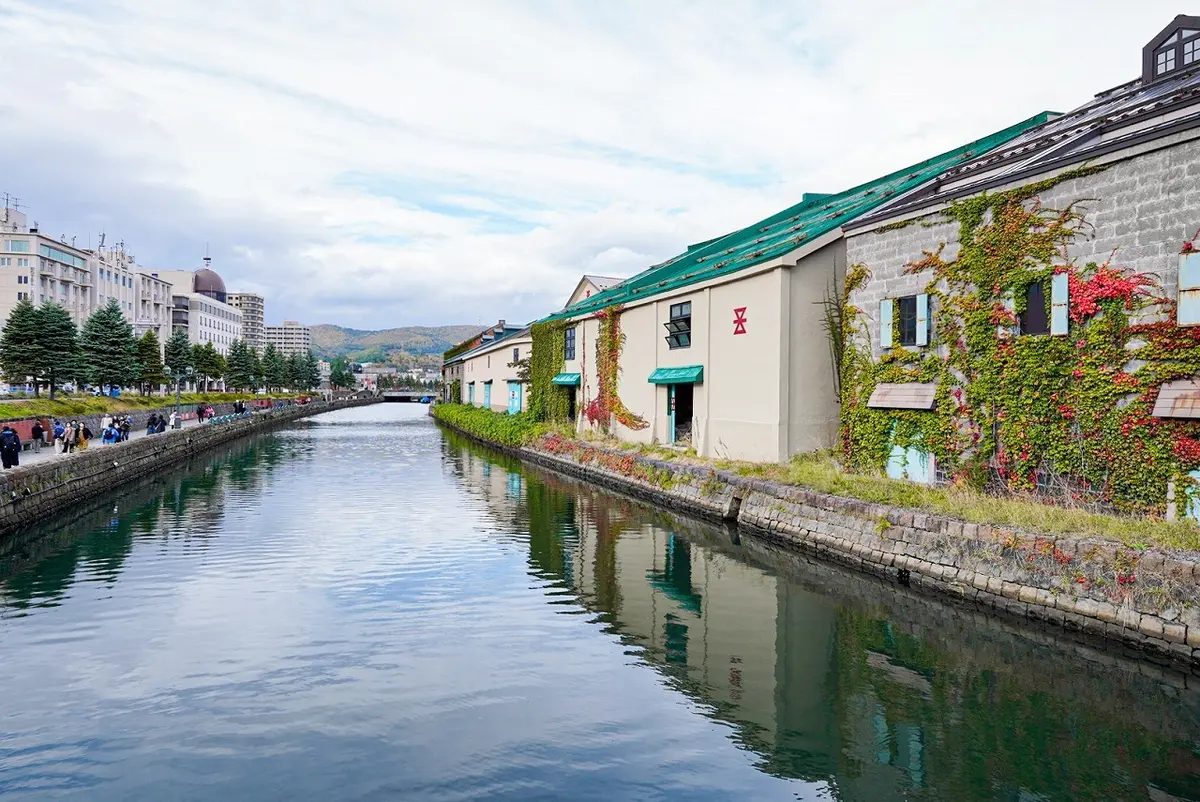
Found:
[847,134,1200,353]
[0,397,380,538]
[436,417,1200,672]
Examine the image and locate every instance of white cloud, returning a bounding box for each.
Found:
[0,0,1181,328]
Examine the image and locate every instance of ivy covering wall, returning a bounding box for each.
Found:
[586,306,647,432]
[529,321,570,422]
[842,167,1200,514]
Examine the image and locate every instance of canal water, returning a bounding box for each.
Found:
[1,404,1199,801]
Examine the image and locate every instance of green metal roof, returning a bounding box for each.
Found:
[541,112,1054,323]
[648,365,704,384]
[551,372,581,386]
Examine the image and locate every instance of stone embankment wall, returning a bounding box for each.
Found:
[0,398,379,538]
[436,418,1200,673]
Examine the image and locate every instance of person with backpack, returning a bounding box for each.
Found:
[101,424,119,445]
[30,420,44,454]
[119,416,132,442]
[0,425,21,469]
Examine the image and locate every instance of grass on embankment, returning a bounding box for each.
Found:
[432,403,1200,552]
[0,392,299,422]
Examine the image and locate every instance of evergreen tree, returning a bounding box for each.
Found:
[164,328,193,378]
[191,341,225,392]
[261,344,285,392]
[135,330,166,395]
[224,339,256,391]
[0,299,41,394]
[79,299,138,392]
[284,352,305,390]
[329,357,354,389]
[32,304,79,400]
[249,347,263,391]
[303,351,321,390]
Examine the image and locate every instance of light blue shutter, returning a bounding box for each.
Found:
[880,299,893,349]
[1050,273,1069,335]
[1180,254,1200,326]
[1188,470,1200,521]
[915,293,929,347]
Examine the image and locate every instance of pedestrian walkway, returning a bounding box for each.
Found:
[14,417,203,468]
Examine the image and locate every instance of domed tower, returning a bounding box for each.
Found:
[193,256,227,304]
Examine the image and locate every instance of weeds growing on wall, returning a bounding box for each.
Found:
[529,321,570,422]
[842,166,1200,513]
[585,306,648,432]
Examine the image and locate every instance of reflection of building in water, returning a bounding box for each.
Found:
[445,434,1200,799]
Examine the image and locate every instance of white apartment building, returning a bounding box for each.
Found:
[265,320,311,356]
[0,206,94,326]
[87,244,173,346]
[134,271,173,345]
[160,261,243,356]
[227,292,265,351]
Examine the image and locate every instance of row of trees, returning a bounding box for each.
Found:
[0,298,324,398]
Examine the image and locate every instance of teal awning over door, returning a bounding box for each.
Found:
[551,372,581,386]
[648,365,704,384]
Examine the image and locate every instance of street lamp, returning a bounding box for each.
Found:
[163,365,195,429]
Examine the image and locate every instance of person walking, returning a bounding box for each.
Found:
[79,423,92,450]
[100,413,113,433]
[0,425,20,469]
[169,410,179,430]
[119,416,132,442]
[146,413,159,435]
[53,420,66,453]
[30,420,44,454]
[101,424,119,445]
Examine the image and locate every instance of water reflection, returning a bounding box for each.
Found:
[444,431,1200,802]
[0,434,290,613]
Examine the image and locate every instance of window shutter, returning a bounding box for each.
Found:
[1050,273,1069,335]
[915,293,929,347]
[880,299,893,349]
[1180,254,1200,326]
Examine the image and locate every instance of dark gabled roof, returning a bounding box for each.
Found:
[539,112,1054,323]
[850,51,1200,230]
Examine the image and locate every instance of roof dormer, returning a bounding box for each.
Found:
[1143,15,1200,83]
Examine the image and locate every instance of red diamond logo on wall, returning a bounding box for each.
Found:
[733,307,748,335]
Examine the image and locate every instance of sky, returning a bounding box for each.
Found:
[0,1,1186,329]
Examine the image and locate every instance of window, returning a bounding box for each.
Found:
[1020,281,1050,335]
[896,296,918,346]
[1187,36,1200,65]
[0,257,9,266]
[564,327,576,361]
[513,347,520,363]
[665,301,692,349]
[1157,48,1177,74]
[1152,27,1199,77]
[17,258,28,267]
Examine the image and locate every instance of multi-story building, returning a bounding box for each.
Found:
[227,292,265,351]
[134,271,174,345]
[0,206,94,326]
[159,260,243,356]
[265,320,311,356]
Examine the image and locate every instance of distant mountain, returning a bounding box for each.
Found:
[310,324,481,367]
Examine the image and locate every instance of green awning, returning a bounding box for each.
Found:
[648,365,704,384]
[551,372,581,386]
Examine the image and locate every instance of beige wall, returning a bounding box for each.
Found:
[787,240,845,454]
[461,334,532,412]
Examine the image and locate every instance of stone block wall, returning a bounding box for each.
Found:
[0,398,379,538]
[846,135,1200,354]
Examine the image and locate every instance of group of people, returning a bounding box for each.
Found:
[98,414,134,445]
[144,412,178,434]
[0,402,249,470]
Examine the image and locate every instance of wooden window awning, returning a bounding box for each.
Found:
[1152,379,1200,418]
[867,382,938,410]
